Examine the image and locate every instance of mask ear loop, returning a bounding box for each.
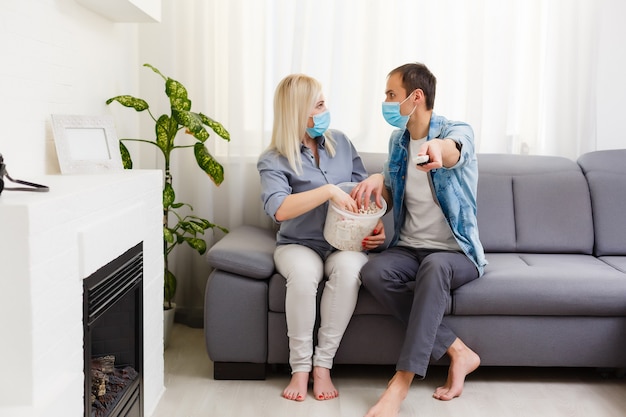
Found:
[404,89,419,119]
[0,154,49,193]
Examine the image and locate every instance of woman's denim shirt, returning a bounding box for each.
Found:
[384,113,487,275]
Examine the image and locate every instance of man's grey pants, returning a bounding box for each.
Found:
[361,246,479,378]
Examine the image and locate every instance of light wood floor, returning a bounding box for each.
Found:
[150,324,626,417]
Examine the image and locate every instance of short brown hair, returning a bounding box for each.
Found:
[389,63,437,110]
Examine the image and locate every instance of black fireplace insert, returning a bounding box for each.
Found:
[83,242,144,417]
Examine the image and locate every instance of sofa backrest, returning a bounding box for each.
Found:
[359,152,386,175]
[476,154,594,254]
[577,149,626,256]
[359,152,595,255]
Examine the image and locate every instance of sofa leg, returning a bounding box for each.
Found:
[213,362,267,380]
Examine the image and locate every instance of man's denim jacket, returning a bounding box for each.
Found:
[383,113,487,275]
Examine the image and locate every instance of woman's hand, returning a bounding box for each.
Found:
[361,219,385,250]
[329,184,359,213]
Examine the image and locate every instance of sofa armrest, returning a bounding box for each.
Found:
[207,225,276,279]
[204,269,268,367]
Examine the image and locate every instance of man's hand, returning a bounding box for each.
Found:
[416,138,460,171]
[351,173,385,210]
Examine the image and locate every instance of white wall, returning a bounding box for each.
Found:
[0,0,166,415]
[0,0,141,178]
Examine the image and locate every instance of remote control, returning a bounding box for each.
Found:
[413,154,430,166]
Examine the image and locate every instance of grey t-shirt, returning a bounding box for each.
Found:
[398,137,461,252]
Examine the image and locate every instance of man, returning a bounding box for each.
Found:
[353,62,487,417]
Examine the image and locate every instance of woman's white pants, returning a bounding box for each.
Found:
[274,244,368,373]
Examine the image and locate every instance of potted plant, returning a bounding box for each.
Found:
[106,63,230,332]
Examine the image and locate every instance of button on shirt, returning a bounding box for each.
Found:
[257,129,368,257]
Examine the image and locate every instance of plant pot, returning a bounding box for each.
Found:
[163,302,176,350]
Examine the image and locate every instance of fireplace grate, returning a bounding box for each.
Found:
[86,251,143,325]
[84,242,143,417]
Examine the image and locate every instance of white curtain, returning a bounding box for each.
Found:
[136,0,602,307]
[139,0,600,229]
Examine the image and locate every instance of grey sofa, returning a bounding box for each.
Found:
[204,150,626,380]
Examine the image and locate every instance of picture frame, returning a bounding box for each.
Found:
[51,114,123,174]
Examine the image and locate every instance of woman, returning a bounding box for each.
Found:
[258,74,376,401]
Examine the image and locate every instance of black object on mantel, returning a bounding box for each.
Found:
[0,153,49,195]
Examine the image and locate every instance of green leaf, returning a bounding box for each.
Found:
[156,114,177,152]
[179,221,192,234]
[164,269,177,303]
[174,110,209,142]
[163,183,175,208]
[119,141,133,169]
[185,237,207,255]
[143,63,167,81]
[194,143,224,185]
[183,221,204,235]
[191,218,215,231]
[187,220,206,234]
[166,78,192,111]
[106,95,149,112]
[163,227,174,243]
[199,113,231,141]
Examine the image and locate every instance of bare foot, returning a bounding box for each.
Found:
[433,338,480,401]
[364,371,414,417]
[283,371,309,401]
[313,366,338,400]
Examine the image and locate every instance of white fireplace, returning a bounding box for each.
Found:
[0,170,164,417]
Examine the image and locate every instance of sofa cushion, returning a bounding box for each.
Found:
[577,149,626,256]
[268,272,453,315]
[477,154,593,254]
[207,225,276,279]
[359,152,386,175]
[453,253,626,316]
[600,256,626,273]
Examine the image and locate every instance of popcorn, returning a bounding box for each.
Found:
[323,182,386,251]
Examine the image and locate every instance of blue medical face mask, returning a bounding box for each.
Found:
[381,91,416,128]
[306,110,330,137]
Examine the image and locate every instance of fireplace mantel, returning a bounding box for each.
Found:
[0,171,164,417]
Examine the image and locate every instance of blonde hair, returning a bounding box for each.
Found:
[269,74,336,174]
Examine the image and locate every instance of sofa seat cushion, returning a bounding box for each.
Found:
[268,272,453,315]
[207,225,276,279]
[453,253,626,316]
[600,256,626,273]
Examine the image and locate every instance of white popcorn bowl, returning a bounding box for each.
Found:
[323,182,387,251]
